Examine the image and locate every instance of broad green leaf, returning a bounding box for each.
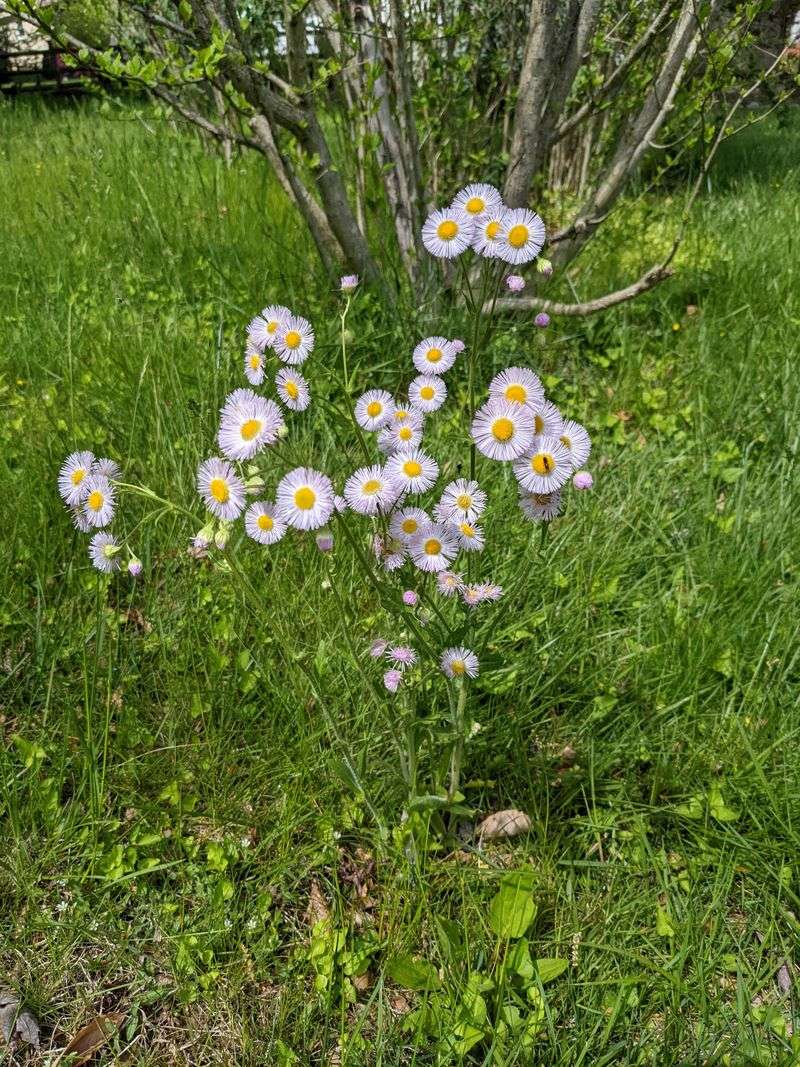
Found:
[385,954,441,991]
[489,881,537,939]
[708,784,739,823]
[656,905,676,937]
[533,958,569,984]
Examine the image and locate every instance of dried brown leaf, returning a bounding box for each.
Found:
[305,880,330,927]
[58,1013,123,1065]
[477,809,532,841]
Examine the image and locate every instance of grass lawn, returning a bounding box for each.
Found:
[1,96,799,1065]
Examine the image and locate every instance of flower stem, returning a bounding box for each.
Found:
[447,680,468,802]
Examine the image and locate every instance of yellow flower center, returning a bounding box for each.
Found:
[424,537,442,555]
[508,224,529,248]
[87,490,104,511]
[456,493,472,510]
[486,220,500,239]
[426,347,443,363]
[399,426,413,441]
[491,417,514,441]
[419,385,435,401]
[249,355,261,369]
[240,418,262,441]
[401,518,418,534]
[437,219,458,240]
[362,479,381,495]
[267,320,279,334]
[534,414,544,433]
[285,380,299,400]
[209,478,229,504]
[284,329,302,349]
[257,513,274,531]
[465,196,485,214]
[366,401,383,418]
[560,434,572,448]
[71,468,86,485]
[451,658,466,675]
[533,493,551,504]
[403,460,422,478]
[460,523,475,537]
[532,452,555,475]
[505,384,527,404]
[294,486,316,510]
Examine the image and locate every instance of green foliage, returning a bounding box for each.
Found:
[0,98,799,1063]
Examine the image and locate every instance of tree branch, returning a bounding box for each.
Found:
[486,263,674,316]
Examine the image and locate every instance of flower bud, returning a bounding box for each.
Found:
[537,257,553,277]
[534,312,550,328]
[214,525,230,550]
[506,274,525,292]
[340,274,359,293]
[127,556,143,577]
[315,530,334,553]
[402,590,418,607]
[573,470,593,490]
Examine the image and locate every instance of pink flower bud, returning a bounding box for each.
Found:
[534,312,550,328]
[506,274,525,292]
[573,470,594,490]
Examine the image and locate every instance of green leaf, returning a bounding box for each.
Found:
[385,954,441,991]
[507,938,534,980]
[708,784,739,823]
[533,958,569,984]
[656,905,676,937]
[489,881,538,940]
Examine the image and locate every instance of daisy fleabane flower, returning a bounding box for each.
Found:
[82,474,116,528]
[421,206,474,259]
[440,647,480,680]
[244,501,287,545]
[274,314,315,365]
[383,669,403,693]
[496,207,546,265]
[531,399,564,437]
[343,464,399,515]
[387,645,417,669]
[452,520,484,552]
[409,523,459,573]
[370,638,388,658]
[378,418,424,455]
[70,506,93,533]
[513,435,572,494]
[89,532,122,573]
[218,389,284,460]
[355,389,394,431]
[58,450,95,506]
[559,419,592,469]
[340,274,359,292]
[519,490,563,522]
[248,304,290,350]
[386,448,440,494]
[489,367,545,411]
[435,479,487,524]
[471,400,534,461]
[275,367,311,412]
[244,342,265,386]
[276,467,335,531]
[408,374,447,413]
[389,506,431,544]
[412,336,457,376]
[436,570,464,597]
[92,458,121,479]
[472,211,507,258]
[197,457,246,520]
[451,183,503,219]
